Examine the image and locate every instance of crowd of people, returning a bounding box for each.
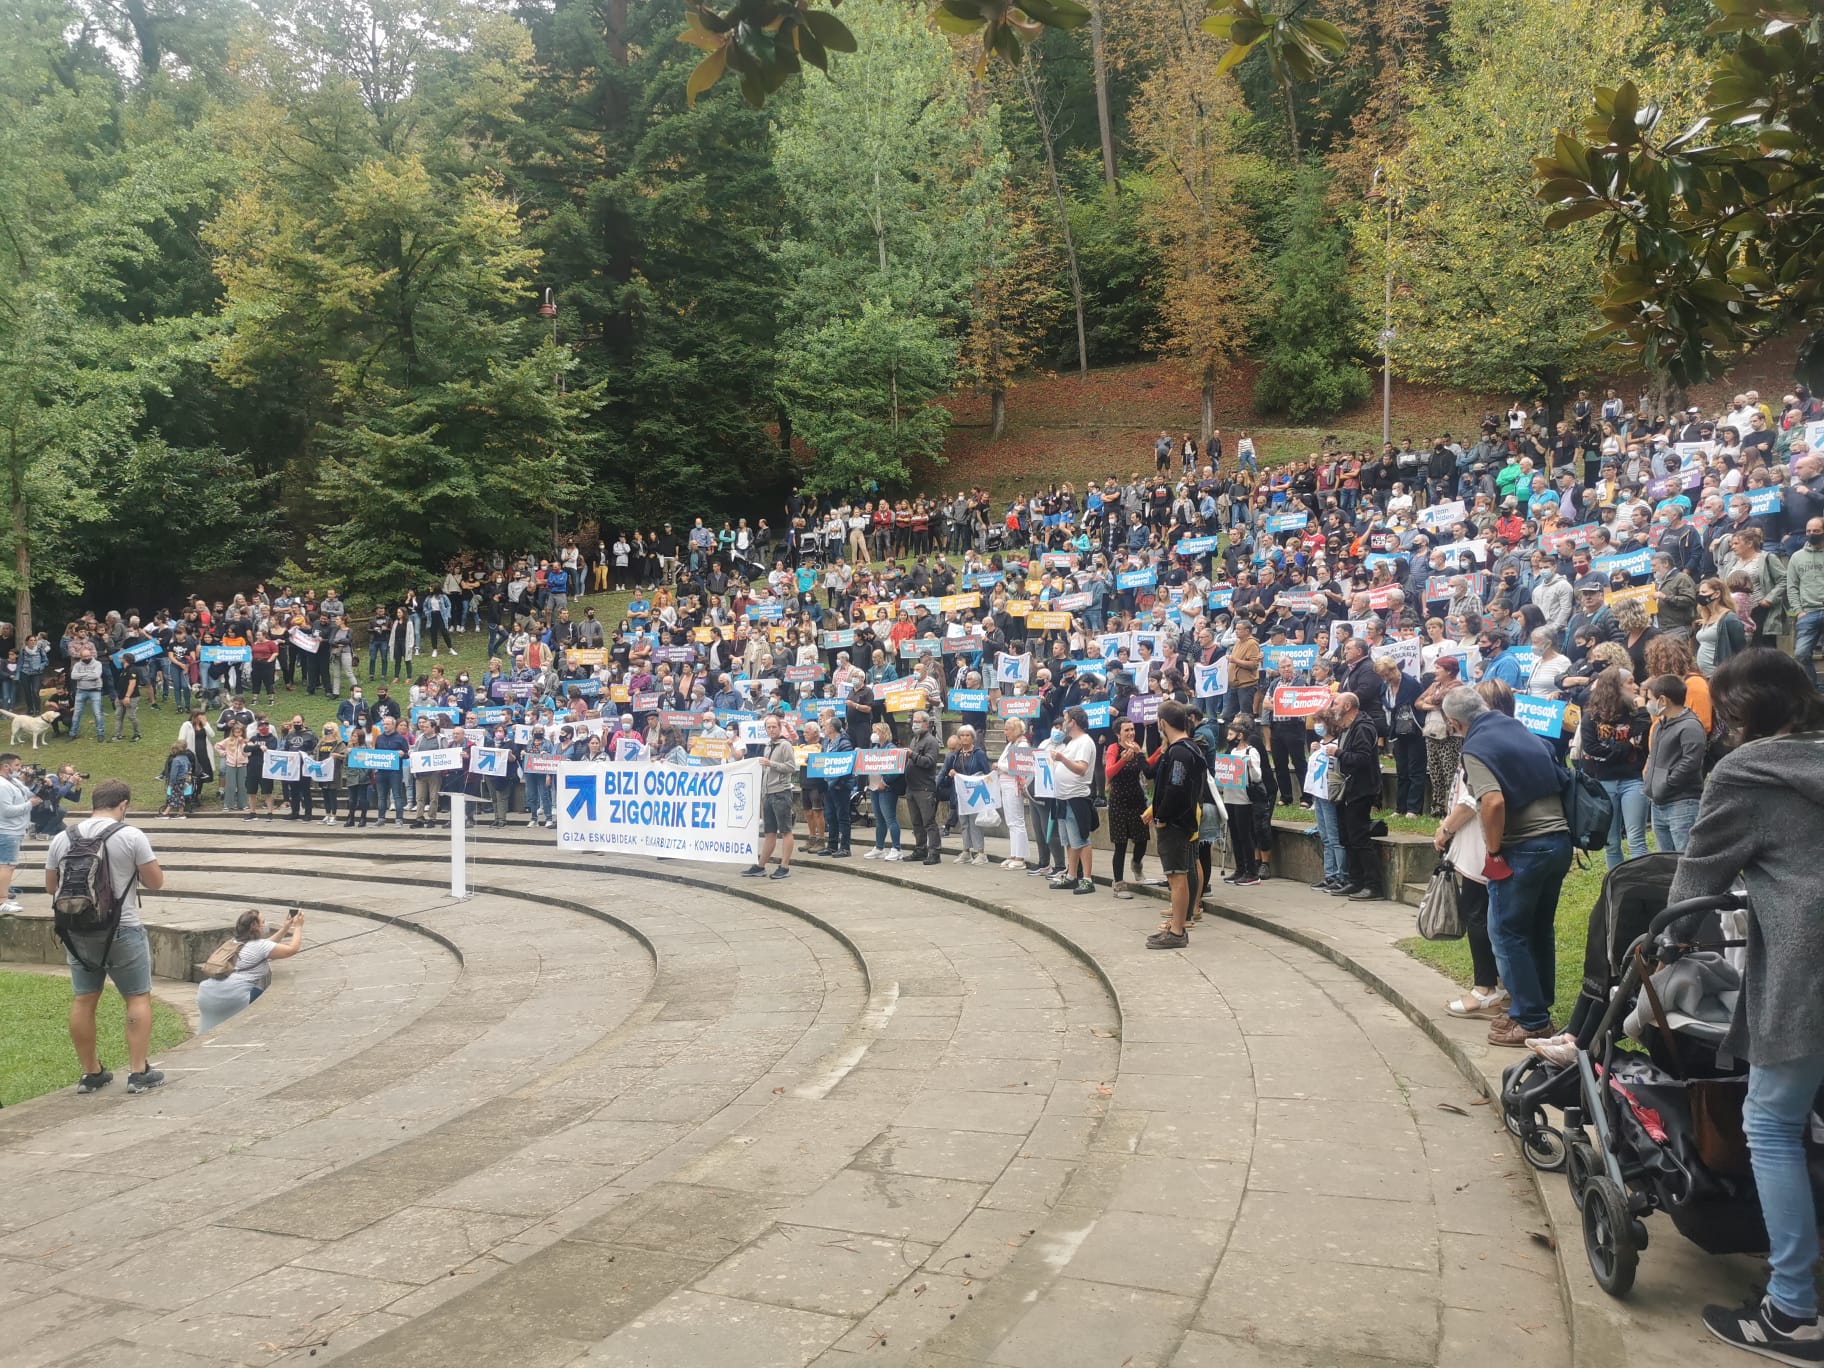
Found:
[18,384,1824,1363]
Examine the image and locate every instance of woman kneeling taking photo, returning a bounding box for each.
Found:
[196,908,305,1032]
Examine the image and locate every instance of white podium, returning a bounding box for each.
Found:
[440,792,477,898]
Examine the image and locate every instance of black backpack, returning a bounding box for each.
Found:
[52,820,134,972]
[1559,766,1615,855]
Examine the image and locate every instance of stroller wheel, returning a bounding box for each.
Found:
[1521,1124,1568,1173]
[1566,1135,1597,1211]
[1581,1176,1638,1297]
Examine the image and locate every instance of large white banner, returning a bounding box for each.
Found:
[556,759,761,865]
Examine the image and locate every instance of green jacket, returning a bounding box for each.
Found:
[1783,545,1824,617]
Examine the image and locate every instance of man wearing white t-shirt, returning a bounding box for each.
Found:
[1046,706,1100,895]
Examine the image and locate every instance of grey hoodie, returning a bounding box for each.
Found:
[1667,733,1824,1065]
[1643,707,1706,804]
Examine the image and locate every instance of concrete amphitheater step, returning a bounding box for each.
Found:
[65,825,1575,1368]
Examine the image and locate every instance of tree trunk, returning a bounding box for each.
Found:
[1020,61,1089,376]
[1091,0,1118,192]
[1201,369,1215,445]
[12,492,30,642]
[1536,364,1567,434]
[606,0,628,66]
[990,389,1007,440]
[1282,78,1300,163]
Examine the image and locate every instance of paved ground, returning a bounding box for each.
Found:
[1,820,1602,1367]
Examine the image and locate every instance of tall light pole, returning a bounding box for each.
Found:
[1370,167,1395,448]
[540,287,562,550]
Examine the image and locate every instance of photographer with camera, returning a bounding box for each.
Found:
[196,907,305,1032]
[25,763,82,839]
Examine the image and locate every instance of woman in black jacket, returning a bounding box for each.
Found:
[1575,666,1649,869]
[1373,657,1427,816]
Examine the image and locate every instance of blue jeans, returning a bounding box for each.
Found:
[1745,1051,1824,1318]
[1650,797,1700,853]
[871,789,901,850]
[70,689,105,740]
[374,769,405,820]
[1313,798,1345,881]
[367,639,388,678]
[1486,833,1573,1031]
[526,772,553,821]
[1793,608,1824,688]
[1598,776,1648,869]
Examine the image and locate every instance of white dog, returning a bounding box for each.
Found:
[1,709,59,750]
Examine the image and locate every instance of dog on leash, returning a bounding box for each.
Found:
[1,709,60,750]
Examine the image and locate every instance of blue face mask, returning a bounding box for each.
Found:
[1314,723,1327,737]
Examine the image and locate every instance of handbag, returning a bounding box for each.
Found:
[1415,860,1465,940]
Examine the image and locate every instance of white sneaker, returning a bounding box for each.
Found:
[953,851,970,863]
[1000,857,1023,870]
[0,901,21,915]
[863,848,882,859]
[883,849,903,862]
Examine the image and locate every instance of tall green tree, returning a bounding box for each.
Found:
[1253,168,1369,420]
[0,0,224,634]
[205,0,591,594]
[778,300,954,492]
[1356,0,1704,421]
[508,0,794,529]
[771,0,1009,490]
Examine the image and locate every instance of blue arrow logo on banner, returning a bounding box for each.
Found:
[563,773,597,820]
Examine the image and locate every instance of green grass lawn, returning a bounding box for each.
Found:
[1403,856,1610,1023]
[0,969,190,1105]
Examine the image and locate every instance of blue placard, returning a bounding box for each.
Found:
[1209,587,1234,609]
[1176,535,1218,557]
[475,706,512,726]
[411,705,460,726]
[1514,694,1569,737]
[1072,657,1109,679]
[964,570,1004,588]
[806,751,856,779]
[112,639,165,668]
[1265,511,1309,533]
[1592,547,1653,580]
[346,747,401,771]
[1363,553,1399,571]
[1746,486,1784,516]
[1261,644,1318,673]
[821,629,858,649]
[1081,699,1112,728]
[563,678,602,698]
[745,601,784,622]
[1116,568,1157,590]
[715,708,757,725]
[799,697,840,721]
[199,644,252,666]
[947,688,989,713]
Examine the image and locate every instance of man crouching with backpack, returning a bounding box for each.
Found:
[45,778,166,1095]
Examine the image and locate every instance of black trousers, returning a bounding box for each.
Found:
[1268,723,1307,806]
[1340,794,1378,891]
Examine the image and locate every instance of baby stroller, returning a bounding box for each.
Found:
[1500,854,1824,1296]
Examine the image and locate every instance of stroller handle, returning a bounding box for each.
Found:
[1647,893,1747,940]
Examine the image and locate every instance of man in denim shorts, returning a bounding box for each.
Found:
[44,779,167,1094]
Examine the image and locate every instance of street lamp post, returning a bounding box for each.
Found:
[1370,167,1395,449]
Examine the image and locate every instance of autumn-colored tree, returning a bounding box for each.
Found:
[961,192,1065,438]
[1353,0,1705,423]
[1130,5,1265,438]
[1322,0,1441,195]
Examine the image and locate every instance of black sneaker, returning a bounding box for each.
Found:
[1310,878,1336,890]
[1347,886,1378,901]
[829,848,851,859]
[1703,1295,1824,1365]
[76,1068,113,1094]
[126,1068,165,1094]
[768,866,791,880]
[1233,875,1262,887]
[810,847,835,858]
[1146,930,1188,950]
[1329,883,1364,898]
[739,864,766,877]
[1073,878,1095,895]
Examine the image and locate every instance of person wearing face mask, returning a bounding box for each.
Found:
[904,710,943,864]
[1529,561,1571,636]
[1305,712,1348,890]
[1642,674,1707,851]
[1785,516,1824,689]
[1693,575,1747,678]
